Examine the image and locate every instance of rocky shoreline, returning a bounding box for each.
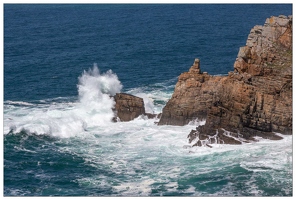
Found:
[113,15,292,146]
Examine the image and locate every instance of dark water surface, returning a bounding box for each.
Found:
[4,4,292,196]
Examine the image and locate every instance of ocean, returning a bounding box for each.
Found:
[3,4,293,196]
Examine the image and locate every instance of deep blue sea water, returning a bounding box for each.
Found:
[3,4,292,196]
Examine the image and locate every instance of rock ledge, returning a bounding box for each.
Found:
[158,15,292,146]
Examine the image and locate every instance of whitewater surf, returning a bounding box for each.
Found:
[4,66,292,196]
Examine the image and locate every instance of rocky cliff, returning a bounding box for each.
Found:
[158,15,292,145]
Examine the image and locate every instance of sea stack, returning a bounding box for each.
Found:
[158,15,292,145]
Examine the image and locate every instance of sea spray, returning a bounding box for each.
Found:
[76,64,123,127]
[4,85,292,196]
[4,65,123,137]
[130,92,155,114]
[77,63,122,100]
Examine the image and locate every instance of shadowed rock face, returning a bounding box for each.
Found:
[158,15,292,145]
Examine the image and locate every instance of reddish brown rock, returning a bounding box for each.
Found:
[145,113,162,119]
[113,93,161,122]
[234,15,292,77]
[113,93,145,122]
[158,59,221,125]
[158,15,292,145]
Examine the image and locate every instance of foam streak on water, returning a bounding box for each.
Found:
[3,67,292,196]
[4,115,292,196]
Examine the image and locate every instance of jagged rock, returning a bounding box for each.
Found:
[158,15,292,144]
[187,130,198,143]
[188,127,283,147]
[113,93,161,122]
[145,113,162,119]
[158,59,219,125]
[189,128,242,147]
[113,93,145,122]
[234,15,292,76]
[189,58,202,74]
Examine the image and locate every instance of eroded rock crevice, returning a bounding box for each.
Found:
[158,15,292,145]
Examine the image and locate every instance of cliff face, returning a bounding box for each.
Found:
[158,59,222,125]
[158,15,292,145]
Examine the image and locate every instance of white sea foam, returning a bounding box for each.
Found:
[127,86,173,114]
[78,63,122,99]
[5,100,35,106]
[131,92,155,114]
[3,66,292,196]
[52,117,292,196]
[112,178,155,196]
[4,64,123,138]
[187,118,206,126]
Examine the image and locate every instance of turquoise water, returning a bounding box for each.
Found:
[3,4,292,196]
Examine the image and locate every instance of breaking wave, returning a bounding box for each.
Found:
[3,65,292,196]
[4,64,123,138]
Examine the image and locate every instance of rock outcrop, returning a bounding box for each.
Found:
[158,58,220,125]
[113,93,161,122]
[158,15,292,146]
[113,93,145,122]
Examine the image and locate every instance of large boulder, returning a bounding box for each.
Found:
[113,93,145,122]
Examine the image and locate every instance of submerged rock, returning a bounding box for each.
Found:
[187,127,283,147]
[158,15,292,144]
